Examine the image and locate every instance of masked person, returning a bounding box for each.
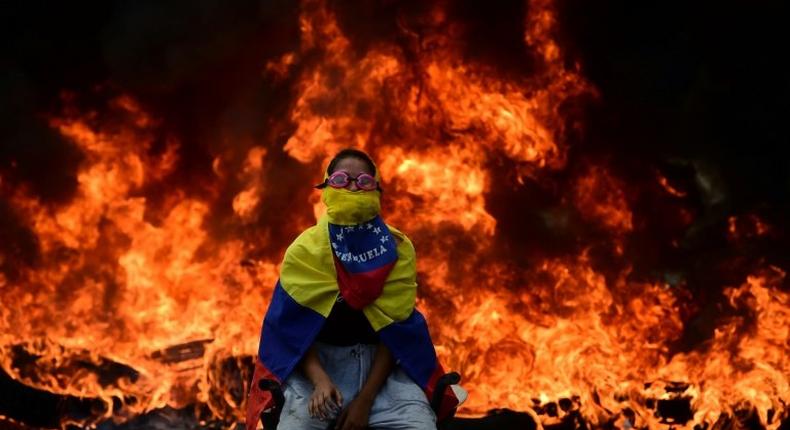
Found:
[246,149,461,430]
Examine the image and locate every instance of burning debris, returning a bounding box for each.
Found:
[1,0,789,429]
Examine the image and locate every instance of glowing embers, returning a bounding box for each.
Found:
[728,213,773,241]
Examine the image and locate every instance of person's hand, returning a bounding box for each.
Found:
[335,394,373,430]
[309,378,343,420]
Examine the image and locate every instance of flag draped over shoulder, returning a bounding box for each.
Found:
[246,215,458,427]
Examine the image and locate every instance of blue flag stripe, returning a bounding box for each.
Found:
[259,281,325,381]
[378,309,438,389]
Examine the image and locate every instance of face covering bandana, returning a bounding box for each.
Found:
[321,187,381,225]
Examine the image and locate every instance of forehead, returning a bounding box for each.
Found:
[333,157,372,175]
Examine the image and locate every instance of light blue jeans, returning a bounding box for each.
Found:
[277,342,436,429]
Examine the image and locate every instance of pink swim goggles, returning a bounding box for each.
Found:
[317,170,380,191]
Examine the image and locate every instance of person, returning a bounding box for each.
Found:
[246,149,460,429]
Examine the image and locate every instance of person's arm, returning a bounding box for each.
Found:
[300,344,343,420]
[336,341,394,430]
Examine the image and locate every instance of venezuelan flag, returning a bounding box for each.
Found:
[246,216,458,427]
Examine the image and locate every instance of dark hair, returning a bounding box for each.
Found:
[326,148,376,177]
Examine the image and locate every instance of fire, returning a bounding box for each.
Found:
[574,165,633,235]
[728,214,773,241]
[232,147,268,222]
[378,146,495,234]
[1,0,789,429]
[1,94,280,424]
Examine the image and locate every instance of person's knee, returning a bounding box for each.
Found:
[277,407,329,430]
[368,399,436,429]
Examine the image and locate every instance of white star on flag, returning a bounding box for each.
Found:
[366,223,373,229]
[336,232,344,241]
[331,242,338,249]
[373,227,382,235]
[380,235,389,243]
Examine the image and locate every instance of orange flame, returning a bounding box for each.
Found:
[1,0,789,429]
